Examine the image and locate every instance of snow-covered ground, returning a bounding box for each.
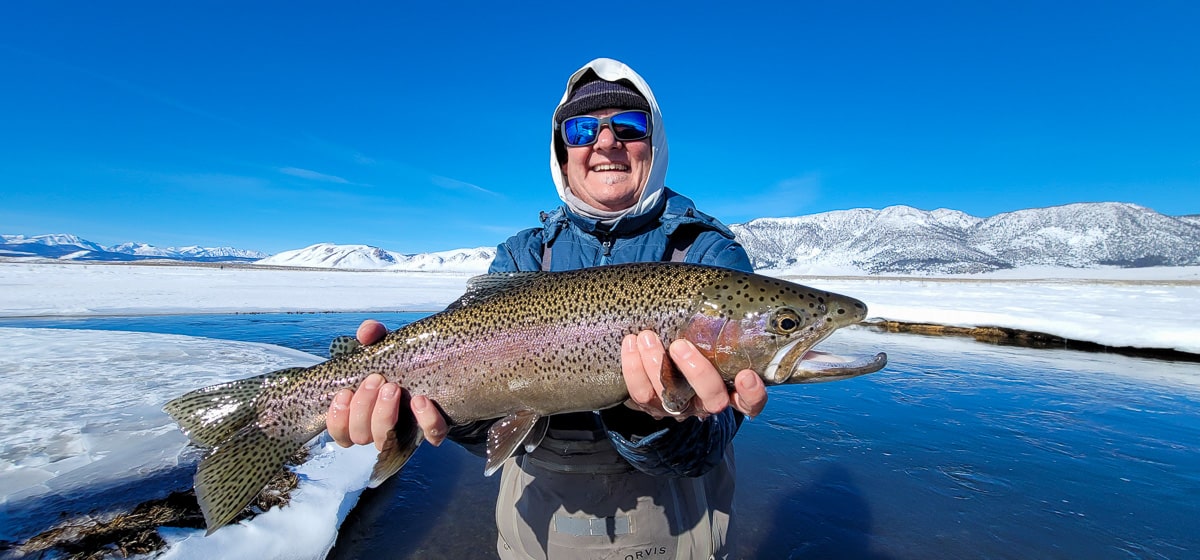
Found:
[0,328,378,558]
[797,275,1200,353]
[2,261,1198,353]
[1,261,1198,557]
[0,262,473,316]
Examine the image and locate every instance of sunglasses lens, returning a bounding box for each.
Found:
[610,111,650,141]
[561,111,650,147]
[563,117,600,146]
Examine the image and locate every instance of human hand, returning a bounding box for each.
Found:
[326,320,449,449]
[620,330,768,420]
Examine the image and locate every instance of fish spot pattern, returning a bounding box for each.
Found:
[166,262,875,534]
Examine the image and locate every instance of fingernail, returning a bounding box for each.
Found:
[412,395,428,412]
[332,390,351,409]
[670,341,703,369]
[623,335,636,353]
[739,375,759,390]
[362,374,382,390]
[380,383,398,400]
[674,340,697,359]
[639,332,656,349]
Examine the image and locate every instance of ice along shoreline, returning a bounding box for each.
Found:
[3,260,1199,359]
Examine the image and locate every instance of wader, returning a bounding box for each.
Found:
[493,234,736,559]
[494,415,736,560]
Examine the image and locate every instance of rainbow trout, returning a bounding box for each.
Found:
[164,262,887,533]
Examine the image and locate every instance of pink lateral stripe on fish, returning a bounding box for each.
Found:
[163,262,888,533]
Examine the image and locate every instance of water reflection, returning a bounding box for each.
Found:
[327,328,1200,559]
[1,316,1195,558]
[331,330,1200,558]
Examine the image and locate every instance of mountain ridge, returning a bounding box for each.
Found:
[0,235,267,263]
[732,202,1200,274]
[256,243,495,272]
[6,202,1198,274]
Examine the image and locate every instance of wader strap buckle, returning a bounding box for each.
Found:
[553,513,632,536]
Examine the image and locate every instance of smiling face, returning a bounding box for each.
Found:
[560,107,653,212]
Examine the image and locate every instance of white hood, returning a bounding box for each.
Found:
[550,58,669,224]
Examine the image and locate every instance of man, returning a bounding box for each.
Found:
[327,58,768,559]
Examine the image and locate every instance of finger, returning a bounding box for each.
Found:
[411,395,448,446]
[348,373,384,445]
[370,382,402,451]
[356,320,387,345]
[637,331,668,399]
[731,369,768,418]
[327,389,354,447]
[621,334,657,404]
[669,340,730,414]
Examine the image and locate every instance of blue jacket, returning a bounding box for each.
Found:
[471,188,753,477]
[491,189,751,273]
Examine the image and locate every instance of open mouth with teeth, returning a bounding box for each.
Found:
[764,335,888,385]
[591,163,630,172]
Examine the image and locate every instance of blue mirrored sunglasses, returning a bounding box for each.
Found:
[560,110,651,147]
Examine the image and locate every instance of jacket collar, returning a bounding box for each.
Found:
[538,188,735,245]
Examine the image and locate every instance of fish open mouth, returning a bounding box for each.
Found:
[765,337,888,384]
[791,350,888,383]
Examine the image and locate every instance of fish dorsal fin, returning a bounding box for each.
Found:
[484,409,542,476]
[445,272,546,312]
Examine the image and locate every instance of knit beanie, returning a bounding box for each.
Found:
[553,79,651,124]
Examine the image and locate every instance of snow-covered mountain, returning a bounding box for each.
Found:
[0,235,267,262]
[256,203,1200,275]
[6,203,1198,274]
[732,202,1200,274]
[257,244,496,272]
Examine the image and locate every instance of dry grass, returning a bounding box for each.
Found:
[8,449,307,559]
[864,320,1200,362]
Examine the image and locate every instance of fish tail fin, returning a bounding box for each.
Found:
[163,366,316,533]
[163,367,306,447]
[368,394,424,487]
[196,422,298,534]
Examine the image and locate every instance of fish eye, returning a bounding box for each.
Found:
[770,309,803,334]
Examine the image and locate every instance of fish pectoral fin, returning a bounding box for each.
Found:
[328,335,363,358]
[195,423,300,534]
[484,409,542,476]
[524,416,549,453]
[369,399,424,488]
[659,357,696,416]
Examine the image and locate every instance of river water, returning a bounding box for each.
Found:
[5,313,1197,559]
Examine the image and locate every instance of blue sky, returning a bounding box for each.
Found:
[2,1,1197,255]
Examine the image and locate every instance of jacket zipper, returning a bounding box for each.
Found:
[598,234,614,266]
